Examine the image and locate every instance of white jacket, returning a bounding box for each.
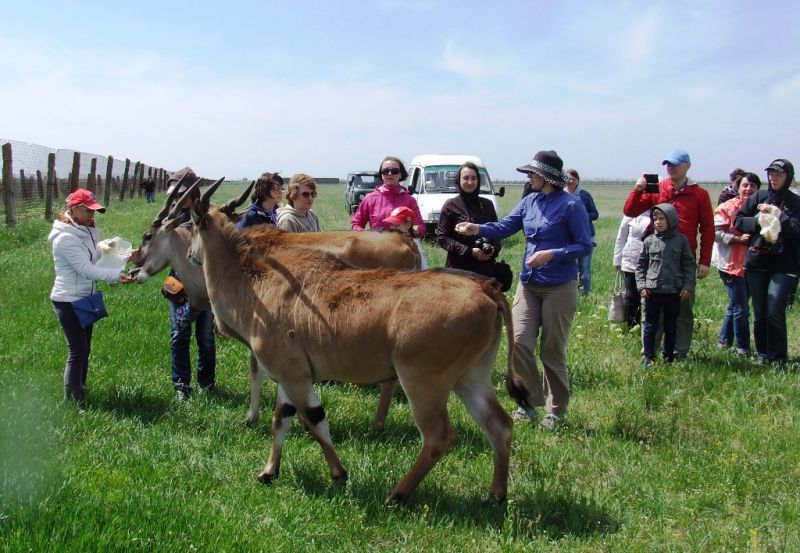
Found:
[49,218,121,302]
[613,213,651,273]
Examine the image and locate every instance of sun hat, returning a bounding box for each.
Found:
[67,188,106,212]
[662,149,691,165]
[383,206,415,225]
[166,167,198,194]
[515,150,567,187]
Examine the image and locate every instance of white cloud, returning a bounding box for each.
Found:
[622,13,658,67]
[439,41,509,81]
[769,73,800,103]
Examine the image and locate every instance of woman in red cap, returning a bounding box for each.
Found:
[48,189,134,412]
[351,156,424,235]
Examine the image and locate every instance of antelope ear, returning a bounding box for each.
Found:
[190,202,203,226]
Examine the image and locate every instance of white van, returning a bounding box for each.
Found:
[406,154,505,236]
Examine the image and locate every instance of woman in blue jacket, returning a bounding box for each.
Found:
[457,150,592,430]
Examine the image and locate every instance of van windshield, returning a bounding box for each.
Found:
[352,174,380,189]
[422,165,493,194]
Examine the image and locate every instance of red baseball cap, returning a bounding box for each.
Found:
[383,206,414,225]
[66,188,106,212]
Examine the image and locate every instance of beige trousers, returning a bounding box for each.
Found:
[511,280,578,416]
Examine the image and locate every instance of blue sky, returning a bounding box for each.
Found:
[2,1,798,180]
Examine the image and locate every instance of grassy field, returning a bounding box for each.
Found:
[1,183,798,551]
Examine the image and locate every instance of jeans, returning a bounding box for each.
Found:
[718,270,750,352]
[642,293,681,361]
[53,301,93,402]
[622,271,642,328]
[169,302,216,393]
[577,250,593,295]
[746,269,797,362]
[145,190,156,203]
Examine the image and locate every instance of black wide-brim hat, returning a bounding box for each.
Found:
[516,150,567,187]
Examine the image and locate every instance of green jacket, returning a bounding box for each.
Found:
[636,203,696,294]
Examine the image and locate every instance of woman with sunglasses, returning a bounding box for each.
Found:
[49,189,135,412]
[351,156,424,236]
[277,173,322,232]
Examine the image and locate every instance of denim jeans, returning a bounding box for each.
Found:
[145,190,156,203]
[577,250,593,295]
[718,270,750,352]
[642,293,681,361]
[746,269,797,362]
[53,301,93,402]
[169,302,216,393]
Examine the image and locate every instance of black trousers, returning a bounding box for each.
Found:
[53,301,93,402]
[642,293,680,361]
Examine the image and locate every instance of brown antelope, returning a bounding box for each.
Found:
[129,180,421,427]
[182,179,533,503]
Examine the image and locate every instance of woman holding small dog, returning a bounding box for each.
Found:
[734,159,800,364]
[49,189,134,412]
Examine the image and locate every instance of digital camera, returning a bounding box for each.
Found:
[474,237,495,256]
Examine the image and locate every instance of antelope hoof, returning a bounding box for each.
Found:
[384,492,408,506]
[370,419,385,431]
[332,470,349,484]
[243,412,259,426]
[256,470,278,485]
[487,492,507,503]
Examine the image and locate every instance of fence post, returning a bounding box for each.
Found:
[70,152,80,191]
[36,170,44,198]
[2,143,16,228]
[53,172,59,200]
[19,170,27,200]
[45,154,56,221]
[104,156,114,207]
[88,157,97,192]
[119,158,130,201]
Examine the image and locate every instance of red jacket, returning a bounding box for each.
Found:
[623,179,714,266]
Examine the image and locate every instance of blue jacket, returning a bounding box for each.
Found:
[575,186,598,237]
[480,189,592,286]
[236,203,277,229]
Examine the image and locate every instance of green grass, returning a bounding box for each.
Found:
[1,183,799,551]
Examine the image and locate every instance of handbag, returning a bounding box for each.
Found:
[162,275,188,305]
[494,260,514,292]
[72,290,108,329]
[607,271,626,323]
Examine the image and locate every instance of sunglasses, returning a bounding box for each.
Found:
[300,191,318,199]
[381,168,401,175]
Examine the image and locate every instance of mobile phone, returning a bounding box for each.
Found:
[644,173,660,193]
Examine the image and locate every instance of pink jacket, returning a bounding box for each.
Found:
[711,196,747,277]
[351,184,425,232]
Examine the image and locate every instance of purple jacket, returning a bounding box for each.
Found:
[351,184,425,232]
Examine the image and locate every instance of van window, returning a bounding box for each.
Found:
[422,165,493,194]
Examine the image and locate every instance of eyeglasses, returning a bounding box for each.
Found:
[300,191,318,199]
[381,168,401,175]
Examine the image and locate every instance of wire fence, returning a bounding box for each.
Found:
[1,139,173,227]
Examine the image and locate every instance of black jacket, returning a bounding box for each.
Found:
[435,195,501,277]
[734,188,800,273]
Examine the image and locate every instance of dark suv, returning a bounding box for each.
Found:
[344,171,380,214]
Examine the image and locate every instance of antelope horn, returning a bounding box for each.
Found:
[220,179,254,215]
[152,173,187,225]
[200,177,226,210]
[166,181,200,221]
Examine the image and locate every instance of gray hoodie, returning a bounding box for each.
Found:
[635,203,696,294]
[48,217,121,302]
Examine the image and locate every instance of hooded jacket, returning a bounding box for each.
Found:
[235,202,277,229]
[276,205,321,233]
[48,217,121,302]
[435,180,500,277]
[635,203,696,294]
[351,184,424,232]
[734,185,800,273]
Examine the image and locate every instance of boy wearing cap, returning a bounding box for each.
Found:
[164,167,216,400]
[623,149,714,357]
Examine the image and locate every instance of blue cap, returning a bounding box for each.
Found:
[662,149,691,165]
